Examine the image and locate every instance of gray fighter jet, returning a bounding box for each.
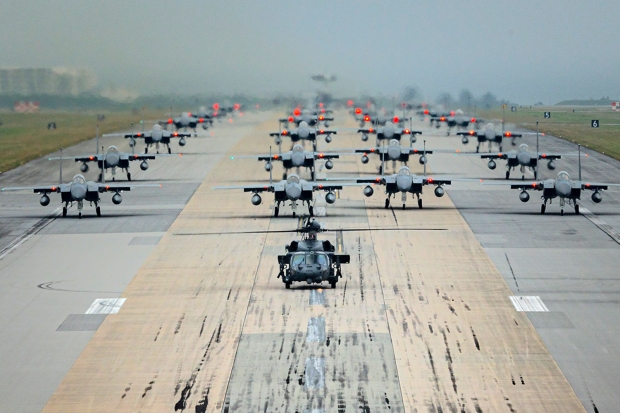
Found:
[484,145,620,215]
[437,110,482,135]
[1,149,160,218]
[160,112,209,132]
[466,142,582,180]
[124,124,192,154]
[214,158,350,217]
[279,108,334,128]
[355,139,435,173]
[353,142,452,209]
[457,123,522,152]
[358,121,422,145]
[270,121,337,151]
[232,143,343,180]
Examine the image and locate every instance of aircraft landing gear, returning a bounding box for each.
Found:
[561,209,564,216]
[274,205,280,217]
[384,198,390,209]
[575,204,580,215]
[506,171,510,179]
[308,205,314,216]
[330,281,337,289]
[62,207,67,217]
[476,145,480,153]
[127,172,131,181]
[402,203,406,210]
[541,203,546,214]
[168,146,172,155]
[98,173,103,182]
[285,282,291,289]
[96,206,101,217]
[418,198,423,209]
[145,147,149,154]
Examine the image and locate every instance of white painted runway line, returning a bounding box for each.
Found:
[581,206,620,245]
[509,296,549,312]
[85,298,127,314]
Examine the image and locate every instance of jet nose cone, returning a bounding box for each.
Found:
[107,153,120,166]
[387,147,400,160]
[396,175,412,192]
[286,184,302,200]
[517,152,530,165]
[555,180,572,197]
[291,152,305,166]
[71,185,87,200]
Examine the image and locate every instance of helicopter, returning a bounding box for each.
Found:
[278,218,350,289]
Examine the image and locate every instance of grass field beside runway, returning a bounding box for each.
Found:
[479,106,620,159]
[0,110,166,172]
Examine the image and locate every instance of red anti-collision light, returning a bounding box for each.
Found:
[293,108,301,116]
[364,115,370,122]
[355,108,362,115]
[288,116,294,122]
[471,117,476,122]
[393,116,399,123]
[213,103,219,110]
[424,109,429,115]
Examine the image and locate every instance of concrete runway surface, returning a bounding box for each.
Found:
[1,110,618,412]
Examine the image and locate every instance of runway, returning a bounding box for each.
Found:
[2,110,619,412]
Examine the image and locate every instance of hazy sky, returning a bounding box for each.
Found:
[1,0,618,103]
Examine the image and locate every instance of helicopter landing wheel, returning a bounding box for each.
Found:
[62,207,67,217]
[418,198,423,209]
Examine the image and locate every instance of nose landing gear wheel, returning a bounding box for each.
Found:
[96,206,101,217]
[308,206,314,216]
[541,204,546,214]
[292,211,296,218]
[145,147,148,154]
[62,207,67,217]
[127,173,131,181]
[330,281,337,289]
[78,212,82,219]
[560,209,564,216]
[506,171,510,179]
[418,199,423,209]
[402,204,406,210]
[168,147,171,154]
[285,282,291,289]
[384,198,390,209]
[575,204,580,215]
[274,206,279,217]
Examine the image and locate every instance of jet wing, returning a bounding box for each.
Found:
[48,154,103,162]
[480,153,509,160]
[212,184,274,193]
[316,129,337,135]
[312,183,346,191]
[357,128,377,134]
[456,131,479,137]
[481,181,543,190]
[580,182,620,190]
[314,152,344,160]
[423,177,451,185]
[98,183,161,192]
[1,184,65,193]
[409,148,434,155]
[121,154,159,161]
[124,132,152,139]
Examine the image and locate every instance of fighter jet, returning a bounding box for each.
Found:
[435,110,481,135]
[214,160,350,217]
[279,108,334,128]
[483,145,619,215]
[125,124,192,154]
[355,110,406,128]
[270,121,337,151]
[352,142,452,209]
[358,121,421,145]
[465,142,581,180]
[160,112,209,132]
[232,143,343,180]
[355,139,436,173]
[456,123,522,152]
[1,149,160,218]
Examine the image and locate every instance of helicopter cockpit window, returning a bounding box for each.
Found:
[397,167,411,176]
[287,175,300,184]
[72,174,86,185]
[557,171,570,181]
[315,254,328,266]
[292,254,305,266]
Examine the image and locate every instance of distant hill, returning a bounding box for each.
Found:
[555,98,617,106]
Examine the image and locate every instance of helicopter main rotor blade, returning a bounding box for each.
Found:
[173,227,446,236]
